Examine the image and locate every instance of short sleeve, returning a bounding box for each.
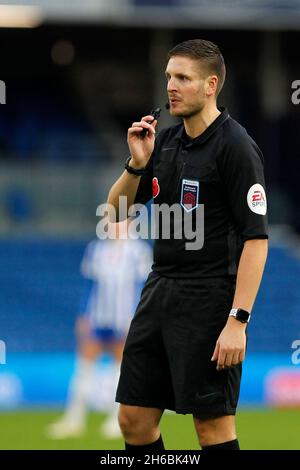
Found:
[218,134,268,242]
[80,240,99,279]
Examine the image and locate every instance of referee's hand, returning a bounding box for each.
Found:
[211,317,247,371]
[127,115,158,169]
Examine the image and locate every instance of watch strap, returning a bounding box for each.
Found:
[125,157,146,176]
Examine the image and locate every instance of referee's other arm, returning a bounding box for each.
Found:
[211,238,268,371]
[107,115,157,221]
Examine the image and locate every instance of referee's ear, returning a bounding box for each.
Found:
[205,75,218,98]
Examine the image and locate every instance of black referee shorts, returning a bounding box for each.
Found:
[116,271,242,419]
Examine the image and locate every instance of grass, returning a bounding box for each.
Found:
[0,408,299,450]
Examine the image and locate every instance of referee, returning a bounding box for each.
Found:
[107,39,268,451]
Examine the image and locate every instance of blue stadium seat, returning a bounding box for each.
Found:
[0,241,299,354]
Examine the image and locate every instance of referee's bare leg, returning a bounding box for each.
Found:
[118,404,164,446]
[193,414,237,449]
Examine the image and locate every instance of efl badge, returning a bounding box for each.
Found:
[152,177,160,198]
[180,179,199,212]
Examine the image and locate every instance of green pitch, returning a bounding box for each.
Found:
[0,409,299,450]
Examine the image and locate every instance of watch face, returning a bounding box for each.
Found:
[236,309,250,323]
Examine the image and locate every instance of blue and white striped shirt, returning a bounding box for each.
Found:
[80,238,152,334]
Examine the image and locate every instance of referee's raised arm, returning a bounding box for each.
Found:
[107,115,157,221]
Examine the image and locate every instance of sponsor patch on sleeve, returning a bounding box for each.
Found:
[247,183,267,215]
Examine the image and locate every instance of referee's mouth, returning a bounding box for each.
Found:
[169,98,182,106]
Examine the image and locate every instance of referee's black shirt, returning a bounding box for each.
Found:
[134,108,268,278]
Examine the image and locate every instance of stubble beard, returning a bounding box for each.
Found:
[172,102,205,119]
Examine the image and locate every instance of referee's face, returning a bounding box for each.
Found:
[165,55,213,118]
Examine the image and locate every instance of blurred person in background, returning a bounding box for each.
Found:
[46,218,153,439]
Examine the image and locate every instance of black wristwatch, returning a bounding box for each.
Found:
[125,157,146,176]
[229,308,251,324]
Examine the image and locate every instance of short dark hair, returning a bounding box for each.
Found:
[167,39,226,96]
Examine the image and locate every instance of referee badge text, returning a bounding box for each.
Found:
[181,179,199,212]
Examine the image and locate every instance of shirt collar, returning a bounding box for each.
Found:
[174,107,229,146]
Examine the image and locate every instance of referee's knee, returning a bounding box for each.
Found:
[118,404,161,444]
[193,414,236,447]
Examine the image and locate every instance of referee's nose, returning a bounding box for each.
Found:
[167,77,178,94]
